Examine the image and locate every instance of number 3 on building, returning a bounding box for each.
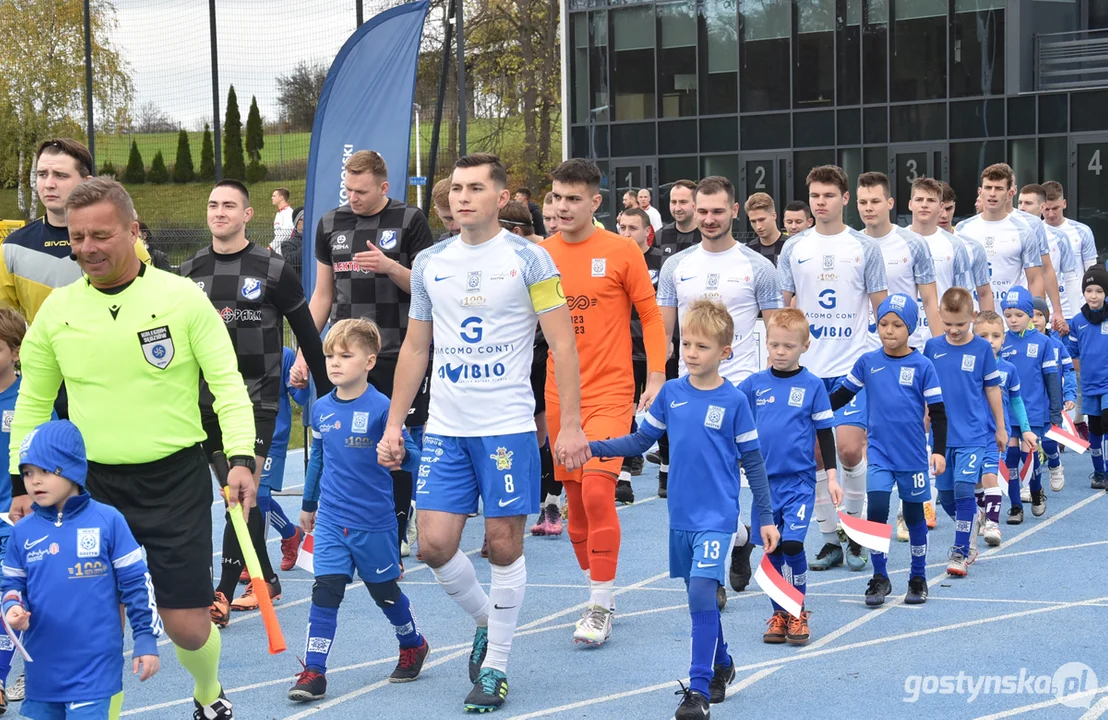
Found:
[905,159,919,183]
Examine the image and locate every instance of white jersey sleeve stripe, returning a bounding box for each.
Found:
[735,429,759,444]
[812,410,834,421]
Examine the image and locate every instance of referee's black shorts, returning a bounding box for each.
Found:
[531,343,548,416]
[86,444,214,609]
[370,356,430,427]
[200,404,277,461]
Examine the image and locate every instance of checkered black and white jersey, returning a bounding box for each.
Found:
[314,200,435,358]
[180,243,305,411]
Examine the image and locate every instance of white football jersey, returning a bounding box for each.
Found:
[955,213,1040,305]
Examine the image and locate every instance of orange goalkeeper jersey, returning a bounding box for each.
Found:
[541,228,666,408]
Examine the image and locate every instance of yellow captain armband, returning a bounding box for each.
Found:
[529,276,565,314]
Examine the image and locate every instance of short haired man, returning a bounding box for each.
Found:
[655,179,698,256]
[295,149,435,554]
[855,172,941,348]
[744,192,786,266]
[500,200,543,243]
[636,188,664,233]
[622,190,638,211]
[778,165,888,573]
[181,179,332,622]
[513,187,547,237]
[382,153,587,711]
[542,192,560,237]
[0,139,151,324]
[271,187,294,254]
[1019,183,1080,319]
[433,177,461,239]
[1006,170,1068,332]
[937,182,957,232]
[10,178,256,719]
[1042,180,1098,323]
[783,201,814,236]
[543,158,667,647]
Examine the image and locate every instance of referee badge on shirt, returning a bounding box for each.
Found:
[241,277,263,301]
[379,230,398,250]
[704,405,726,430]
[138,326,175,369]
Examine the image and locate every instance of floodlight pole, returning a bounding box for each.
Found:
[209,0,222,180]
[423,0,455,218]
[83,0,95,170]
[456,0,466,154]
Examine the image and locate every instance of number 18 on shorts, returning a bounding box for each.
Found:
[417,433,540,517]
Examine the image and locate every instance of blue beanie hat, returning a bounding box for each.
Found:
[19,420,88,488]
[877,293,919,333]
[1001,285,1034,318]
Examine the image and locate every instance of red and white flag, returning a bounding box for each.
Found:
[295,533,314,574]
[837,511,891,555]
[1019,451,1036,483]
[998,459,1010,481]
[1046,414,1089,454]
[753,554,803,619]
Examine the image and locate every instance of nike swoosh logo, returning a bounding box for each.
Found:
[376,564,394,574]
[843,410,861,416]
[790,524,805,530]
[434,275,454,282]
[498,497,522,508]
[70,702,96,710]
[797,257,812,264]
[670,401,688,408]
[493,604,517,610]
[934,353,948,358]
[679,275,696,281]
[24,536,48,550]
[871,367,886,374]
[416,490,430,495]
[320,413,336,421]
[697,562,717,568]
[755,388,772,397]
[961,470,976,475]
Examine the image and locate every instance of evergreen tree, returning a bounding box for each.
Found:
[98,161,117,178]
[245,95,265,163]
[123,140,145,184]
[148,150,169,184]
[173,129,195,183]
[199,124,215,181]
[222,85,246,181]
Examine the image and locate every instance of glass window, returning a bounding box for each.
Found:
[1007,96,1035,136]
[864,146,889,179]
[839,148,863,228]
[1008,139,1037,193]
[794,110,835,147]
[891,0,946,102]
[1094,0,1108,31]
[659,156,700,222]
[658,119,698,155]
[863,0,888,104]
[571,126,588,158]
[589,12,610,123]
[950,99,1004,139]
[794,150,837,202]
[700,116,738,152]
[739,0,790,112]
[741,112,791,150]
[572,14,589,124]
[611,122,655,157]
[1072,90,1108,132]
[1075,139,1108,261]
[659,3,698,118]
[838,0,861,106]
[700,0,739,114]
[1038,94,1068,134]
[951,0,1004,97]
[1040,137,1068,195]
[701,154,740,187]
[950,140,1004,220]
[863,105,887,144]
[795,0,835,108]
[890,102,946,143]
[838,108,861,145]
[611,7,655,121]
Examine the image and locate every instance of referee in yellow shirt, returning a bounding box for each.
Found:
[8,178,254,720]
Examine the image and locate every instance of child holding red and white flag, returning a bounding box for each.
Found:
[738,309,837,646]
[828,294,948,606]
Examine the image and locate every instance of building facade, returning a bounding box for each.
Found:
[562,0,1108,254]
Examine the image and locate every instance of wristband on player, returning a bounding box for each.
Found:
[228,455,257,474]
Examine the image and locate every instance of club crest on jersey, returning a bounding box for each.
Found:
[899,367,915,386]
[490,447,514,471]
[961,354,976,372]
[351,411,369,434]
[379,230,398,250]
[985,236,995,247]
[591,258,606,277]
[788,387,805,407]
[822,255,835,270]
[706,273,720,290]
[241,277,262,301]
[1026,343,1038,358]
[1101,322,1108,335]
[1,410,12,433]
[704,405,726,430]
[648,268,659,283]
[77,528,100,559]
[138,326,174,370]
[466,271,482,293]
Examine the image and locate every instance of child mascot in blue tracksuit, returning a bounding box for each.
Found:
[2,420,162,719]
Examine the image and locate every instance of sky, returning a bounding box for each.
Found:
[109,0,400,129]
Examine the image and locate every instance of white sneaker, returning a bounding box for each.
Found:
[400,538,411,557]
[7,673,23,701]
[573,604,613,646]
[1049,466,1065,492]
[1020,486,1031,503]
[976,509,986,535]
[983,520,1002,547]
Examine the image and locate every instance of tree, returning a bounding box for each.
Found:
[245,159,268,184]
[173,129,195,183]
[98,160,116,177]
[0,0,133,218]
[124,140,144,184]
[275,61,327,131]
[222,86,245,181]
[199,123,215,181]
[147,150,169,184]
[135,102,176,134]
[245,95,264,163]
